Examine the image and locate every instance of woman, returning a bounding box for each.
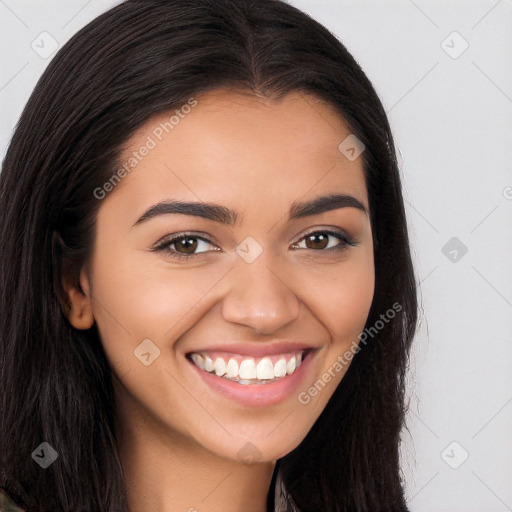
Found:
[0,0,418,510]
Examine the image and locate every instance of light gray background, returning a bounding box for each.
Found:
[1,1,511,510]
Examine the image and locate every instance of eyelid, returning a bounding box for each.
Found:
[153,230,216,246]
[291,226,355,248]
[151,231,220,255]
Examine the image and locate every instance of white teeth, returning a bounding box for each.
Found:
[274,359,287,378]
[286,356,296,375]
[239,359,257,379]
[204,356,214,372]
[226,358,239,379]
[190,350,307,384]
[191,353,205,370]
[214,357,226,377]
[257,357,274,380]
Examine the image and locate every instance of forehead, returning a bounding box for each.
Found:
[104,88,368,219]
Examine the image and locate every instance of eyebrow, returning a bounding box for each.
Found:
[132,193,368,228]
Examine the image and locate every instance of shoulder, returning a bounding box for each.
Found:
[0,489,25,512]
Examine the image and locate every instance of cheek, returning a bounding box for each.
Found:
[334,264,375,341]
[87,242,224,367]
[291,254,374,417]
[87,248,228,433]
[298,252,375,343]
[94,270,215,330]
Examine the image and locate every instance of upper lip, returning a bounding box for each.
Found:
[186,341,320,358]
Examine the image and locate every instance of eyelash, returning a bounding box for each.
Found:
[152,229,356,261]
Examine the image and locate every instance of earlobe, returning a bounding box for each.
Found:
[65,268,94,330]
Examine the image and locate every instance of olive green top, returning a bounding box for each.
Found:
[0,490,25,512]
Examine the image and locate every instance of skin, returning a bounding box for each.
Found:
[65,88,375,512]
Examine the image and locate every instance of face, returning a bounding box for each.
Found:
[70,88,374,463]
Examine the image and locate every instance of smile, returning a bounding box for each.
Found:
[188,350,306,385]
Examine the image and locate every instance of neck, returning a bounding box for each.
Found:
[113,381,276,512]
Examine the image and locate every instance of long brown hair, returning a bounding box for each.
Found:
[0,1,417,510]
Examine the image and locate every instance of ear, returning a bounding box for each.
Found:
[64,266,94,330]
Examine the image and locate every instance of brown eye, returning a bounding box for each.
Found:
[152,233,220,260]
[304,232,329,250]
[292,229,355,253]
[174,236,198,254]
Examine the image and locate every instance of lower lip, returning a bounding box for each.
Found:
[187,350,316,407]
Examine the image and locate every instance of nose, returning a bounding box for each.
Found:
[221,253,300,335]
